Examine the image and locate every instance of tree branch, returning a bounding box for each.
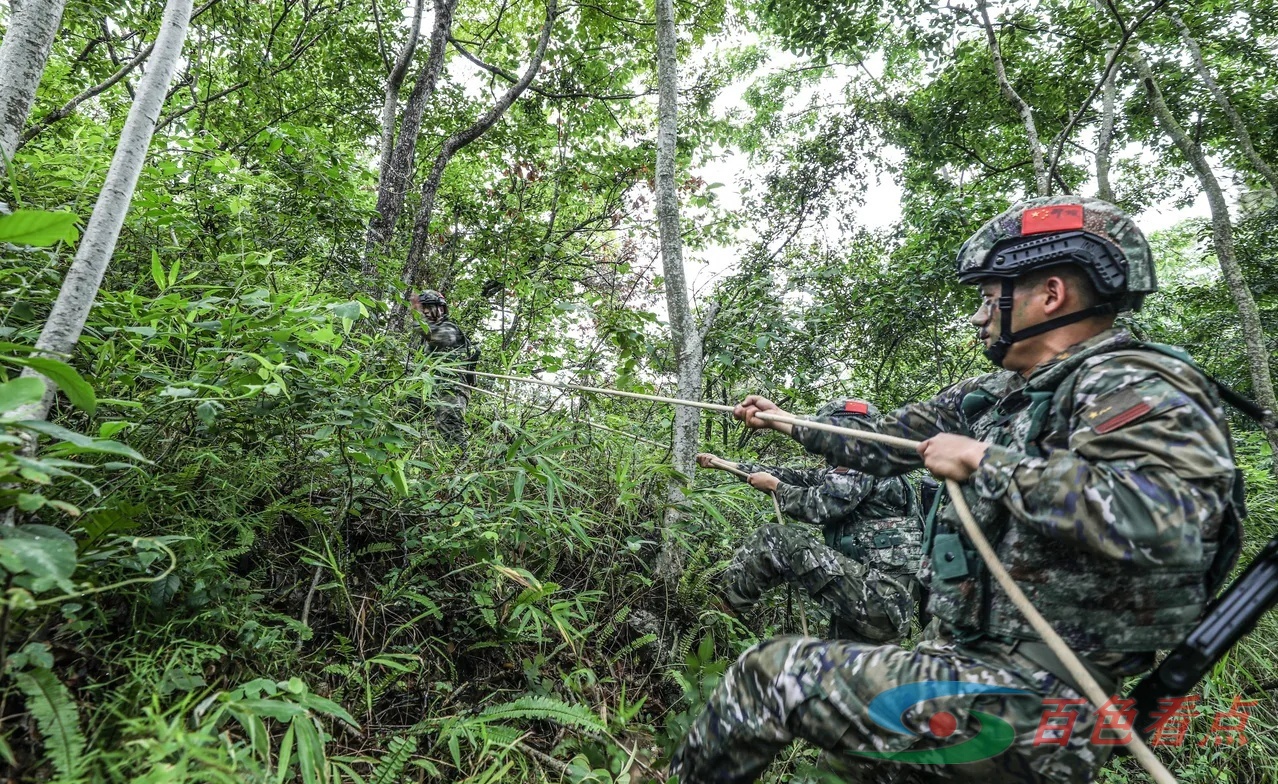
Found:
[19,0,221,147]
[449,37,652,101]
[976,0,1049,195]
[1044,0,1166,193]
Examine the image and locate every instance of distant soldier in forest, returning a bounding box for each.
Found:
[670,197,1243,784]
[696,398,923,643]
[410,289,477,450]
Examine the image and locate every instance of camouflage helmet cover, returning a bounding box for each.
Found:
[955,196,1156,311]
[416,289,448,308]
[815,398,881,420]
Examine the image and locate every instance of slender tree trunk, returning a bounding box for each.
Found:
[977,0,1049,196]
[362,0,458,284]
[653,0,702,584]
[1132,53,1278,466]
[395,0,558,317]
[14,0,194,422]
[1171,12,1278,197]
[375,0,424,191]
[0,0,68,171]
[1096,48,1117,201]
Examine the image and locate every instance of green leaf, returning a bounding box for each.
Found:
[10,357,95,415]
[0,376,45,413]
[0,210,79,247]
[293,716,324,784]
[151,248,166,291]
[232,698,307,722]
[12,668,85,778]
[0,525,78,593]
[17,420,147,461]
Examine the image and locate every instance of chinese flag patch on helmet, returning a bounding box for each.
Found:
[1022,204,1084,235]
[844,401,870,415]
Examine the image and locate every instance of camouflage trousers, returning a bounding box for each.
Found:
[668,631,1115,784]
[428,388,469,450]
[720,524,913,644]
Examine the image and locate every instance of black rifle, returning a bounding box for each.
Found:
[1129,535,1278,737]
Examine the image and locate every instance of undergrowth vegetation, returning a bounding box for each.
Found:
[3,0,1277,780]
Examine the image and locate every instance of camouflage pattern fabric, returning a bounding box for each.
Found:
[720,524,912,644]
[733,464,922,577]
[423,319,468,354]
[669,631,1115,784]
[723,460,922,643]
[420,319,472,449]
[430,389,469,449]
[790,328,1237,655]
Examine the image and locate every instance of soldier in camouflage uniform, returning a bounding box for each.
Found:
[670,197,1242,784]
[411,290,473,450]
[697,399,923,643]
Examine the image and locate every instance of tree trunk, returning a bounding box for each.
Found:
[375,0,424,194]
[1132,53,1278,468]
[361,0,459,284]
[395,0,559,315]
[977,0,1049,196]
[0,0,68,171]
[1096,48,1116,201]
[653,0,703,584]
[14,0,194,422]
[1171,12,1278,197]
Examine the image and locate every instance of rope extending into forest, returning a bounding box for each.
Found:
[453,378,668,448]
[440,366,1177,783]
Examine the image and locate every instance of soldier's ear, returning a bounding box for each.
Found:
[1039,275,1070,315]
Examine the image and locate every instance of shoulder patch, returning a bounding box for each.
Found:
[1082,384,1182,434]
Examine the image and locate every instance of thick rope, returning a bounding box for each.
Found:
[437,367,1176,783]
[452,378,668,448]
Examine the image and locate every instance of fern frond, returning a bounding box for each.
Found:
[369,736,416,784]
[15,668,85,780]
[477,696,603,733]
[610,633,658,664]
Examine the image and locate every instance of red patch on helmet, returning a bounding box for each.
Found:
[1022,204,1084,234]
[844,401,869,415]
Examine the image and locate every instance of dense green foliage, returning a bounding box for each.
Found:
[1,0,1276,782]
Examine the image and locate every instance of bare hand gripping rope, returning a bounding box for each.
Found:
[439,366,1177,784]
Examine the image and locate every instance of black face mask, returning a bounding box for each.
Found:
[982,279,1116,368]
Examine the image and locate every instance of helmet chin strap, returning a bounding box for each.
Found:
[983,279,1117,367]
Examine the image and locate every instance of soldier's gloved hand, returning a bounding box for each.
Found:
[746,472,780,492]
[917,433,989,482]
[695,452,719,469]
[734,395,791,431]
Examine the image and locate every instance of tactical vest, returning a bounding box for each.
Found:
[922,341,1243,654]
[824,475,923,578]
[425,320,480,388]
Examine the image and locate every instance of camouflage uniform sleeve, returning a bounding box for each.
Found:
[425,321,468,352]
[734,463,825,487]
[790,376,994,476]
[972,357,1235,566]
[772,469,875,527]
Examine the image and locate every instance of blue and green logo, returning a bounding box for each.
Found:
[849,681,1029,764]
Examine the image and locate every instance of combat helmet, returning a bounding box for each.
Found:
[815,398,881,420]
[955,196,1156,366]
[416,289,448,309]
